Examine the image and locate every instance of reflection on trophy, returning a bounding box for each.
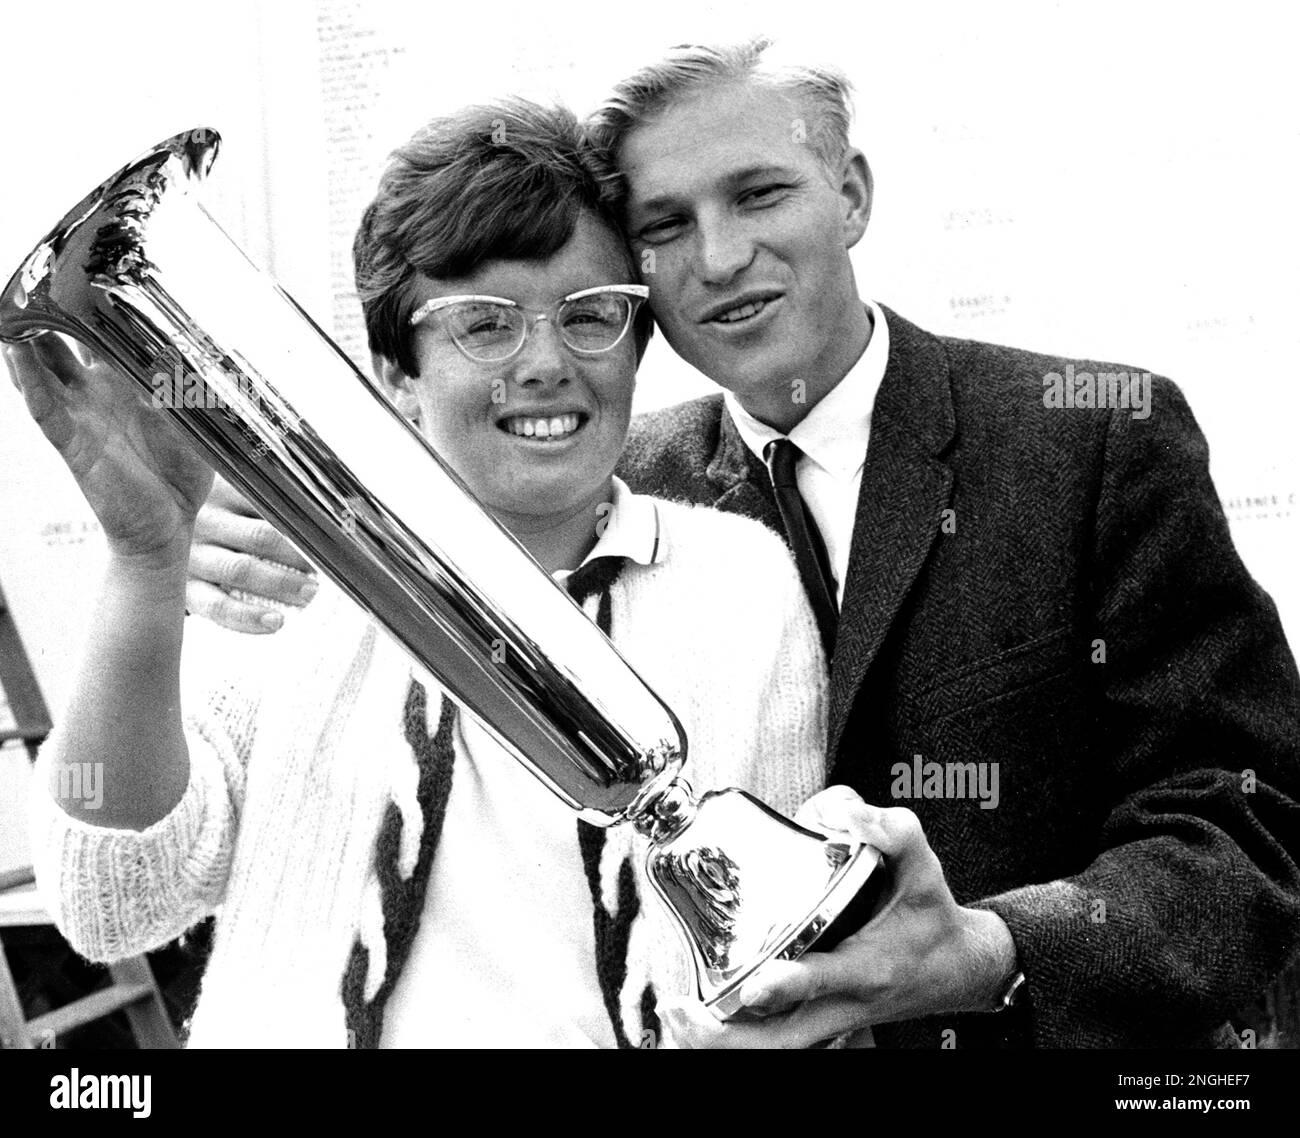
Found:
[0,129,883,1019]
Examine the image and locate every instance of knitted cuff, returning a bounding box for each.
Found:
[28,727,233,963]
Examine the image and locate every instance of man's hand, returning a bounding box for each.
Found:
[658,786,1020,1048]
[186,474,319,633]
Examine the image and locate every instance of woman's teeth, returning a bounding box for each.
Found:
[502,413,582,440]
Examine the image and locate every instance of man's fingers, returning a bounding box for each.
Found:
[794,783,878,834]
[655,1000,725,1048]
[207,472,261,518]
[201,474,313,569]
[796,786,930,872]
[192,507,314,574]
[751,994,875,1048]
[737,952,873,1015]
[184,580,285,634]
[738,958,823,1011]
[189,542,318,607]
[657,955,883,1049]
[659,993,870,1049]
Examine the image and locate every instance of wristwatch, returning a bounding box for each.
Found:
[991,969,1026,1013]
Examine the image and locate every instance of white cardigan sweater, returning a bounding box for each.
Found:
[29,498,827,1047]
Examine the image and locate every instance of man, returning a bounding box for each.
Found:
[189,39,1300,1048]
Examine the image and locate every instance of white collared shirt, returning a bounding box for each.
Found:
[724,301,889,608]
[380,476,668,1049]
[552,476,667,585]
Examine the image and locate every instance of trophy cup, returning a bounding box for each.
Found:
[0,129,883,1019]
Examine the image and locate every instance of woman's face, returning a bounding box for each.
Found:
[383,212,639,529]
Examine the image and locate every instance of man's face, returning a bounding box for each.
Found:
[383,212,637,528]
[619,80,871,420]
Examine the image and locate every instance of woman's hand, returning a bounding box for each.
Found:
[4,335,214,569]
[5,334,215,829]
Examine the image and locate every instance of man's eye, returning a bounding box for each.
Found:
[636,217,685,243]
[741,184,789,206]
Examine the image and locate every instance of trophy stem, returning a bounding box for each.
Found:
[630,775,698,844]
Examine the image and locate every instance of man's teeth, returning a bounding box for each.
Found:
[503,413,581,439]
[713,298,770,323]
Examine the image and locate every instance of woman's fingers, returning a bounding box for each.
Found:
[31,331,94,380]
[4,340,78,453]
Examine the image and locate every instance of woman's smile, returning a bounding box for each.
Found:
[497,409,590,444]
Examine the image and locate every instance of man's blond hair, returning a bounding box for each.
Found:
[585,36,855,202]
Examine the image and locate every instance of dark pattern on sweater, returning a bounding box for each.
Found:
[341,681,457,1048]
[565,555,660,1049]
[338,555,659,1048]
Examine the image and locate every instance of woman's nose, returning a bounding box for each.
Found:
[512,317,571,387]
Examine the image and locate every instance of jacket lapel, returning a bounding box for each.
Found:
[826,308,955,768]
[706,403,784,531]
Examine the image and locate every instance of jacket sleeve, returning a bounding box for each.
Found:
[27,614,264,964]
[978,376,1300,1046]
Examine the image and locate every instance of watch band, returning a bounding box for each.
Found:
[991,969,1026,1012]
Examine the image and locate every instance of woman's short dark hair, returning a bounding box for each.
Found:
[353,99,650,377]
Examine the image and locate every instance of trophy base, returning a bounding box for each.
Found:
[643,788,885,1022]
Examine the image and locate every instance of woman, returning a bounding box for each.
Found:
[8,100,826,1048]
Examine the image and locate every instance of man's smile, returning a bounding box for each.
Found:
[698,291,784,331]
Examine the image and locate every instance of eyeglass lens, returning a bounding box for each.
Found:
[441,293,633,360]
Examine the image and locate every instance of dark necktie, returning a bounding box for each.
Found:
[766,438,838,658]
[562,555,627,640]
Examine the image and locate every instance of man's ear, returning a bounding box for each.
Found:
[839,148,873,250]
[372,353,421,425]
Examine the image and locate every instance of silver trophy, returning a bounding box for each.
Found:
[0,130,883,1019]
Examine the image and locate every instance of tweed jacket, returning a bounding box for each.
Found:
[616,305,1300,1049]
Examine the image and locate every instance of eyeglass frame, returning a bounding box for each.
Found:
[408,284,650,363]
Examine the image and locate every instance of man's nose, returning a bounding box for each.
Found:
[512,316,571,387]
[694,214,754,284]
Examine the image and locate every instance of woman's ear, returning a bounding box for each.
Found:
[372,353,421,426]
